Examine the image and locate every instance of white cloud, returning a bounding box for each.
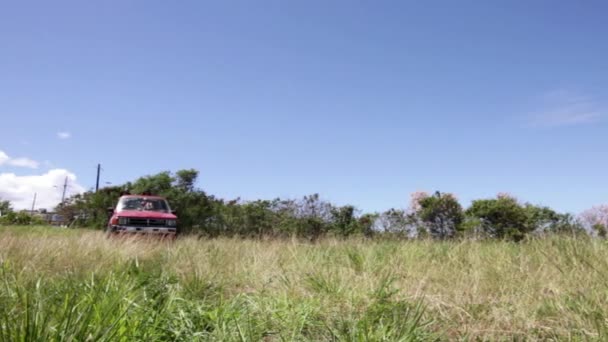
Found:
[528,90,603,127]
[57,131,71,139]
[0,150,39,169]
[0,169,86,210]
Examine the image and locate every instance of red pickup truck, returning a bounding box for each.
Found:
[107,194,178,237]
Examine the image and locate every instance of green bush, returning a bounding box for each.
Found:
[0,212,46,226]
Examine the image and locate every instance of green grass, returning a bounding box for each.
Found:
[1,226,608,340]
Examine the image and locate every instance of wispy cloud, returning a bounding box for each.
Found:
[0,150,39,169]
[7,157,39,169]
[57,131,71,139]
[528,90,603,127]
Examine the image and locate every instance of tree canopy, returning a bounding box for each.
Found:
[0,169,591,241]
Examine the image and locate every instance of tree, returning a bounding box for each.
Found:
[408,191,429,213]
[0,199,15,225]
[293,194,333,239]
[524,204,561,232]
[593,223,607,238]
[0,199,12,216]
[330,205,359,236]
[580,205,608,238]
[296,194,332,221]
[175,169,199,193]
[524,204,584,235]
[357,213,377,237]
[130,171,174,195]
[466,195,529,241]
[376,208,413,236]
[416,191,464,239]
[56,185,125,228]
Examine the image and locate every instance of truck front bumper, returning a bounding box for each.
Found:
[110,225,177,235]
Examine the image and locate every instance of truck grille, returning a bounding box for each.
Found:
[126,218,167,227]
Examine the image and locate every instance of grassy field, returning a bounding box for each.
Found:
[1,226,607,341]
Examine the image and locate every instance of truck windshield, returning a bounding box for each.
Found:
[117,197,170,213]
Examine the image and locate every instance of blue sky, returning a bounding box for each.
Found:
[1,1,607,212]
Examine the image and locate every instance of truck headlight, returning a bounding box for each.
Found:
[166,219,177,226]
[118,217,128,225]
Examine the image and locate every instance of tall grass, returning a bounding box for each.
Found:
[1,226,607,340]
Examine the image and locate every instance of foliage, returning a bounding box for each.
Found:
[57,170,376,239]
[53,169,601,241]
[56,185,125,228]
[415,191,464,239]
[525,205,584,235]
[329,205,356,236]
[593,223,607,238]
[375,208,413,236]
[0,198,12,216]
[466,195,530,241]
[0,211,46,226]
[581,205,608,237]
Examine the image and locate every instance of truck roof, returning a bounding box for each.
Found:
[120,194,166,199]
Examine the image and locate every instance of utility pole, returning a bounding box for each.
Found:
[31,193,37,215]
[61,176,68,203]
[95,163,101,192]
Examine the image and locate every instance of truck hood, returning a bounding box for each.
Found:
[116,210,177,219]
